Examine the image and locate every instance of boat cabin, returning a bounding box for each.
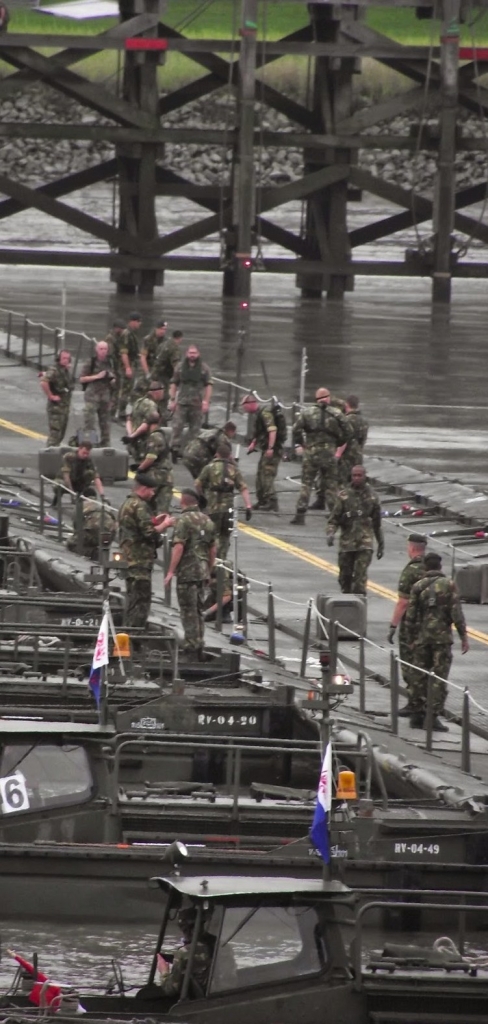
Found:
[132,875,364,1024]
[0,719,115,842]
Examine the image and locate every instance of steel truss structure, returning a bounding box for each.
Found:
[0,0,487,301]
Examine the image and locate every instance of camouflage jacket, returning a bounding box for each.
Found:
[293,403,352,451]
[105,330,123,370]
[253,409,279,451]
[141,329,162,371]
[118,493,159,570]
[404,570,467,645]
[152,337,181,383]
[397,555,426,637]
[159,940,211,997]
[119,328,140,367]
[131,395,159,431]
[185,427,226,464]
[81,356,115,400]
[82,503,117,544]
[327,483,383,552]
[172,358,211,407]
[140,429,172,479]
[342,410,368,464]
[196,457,246,514]
[60,452,97,493]
[42,364,73,406]
[172,505,216,583]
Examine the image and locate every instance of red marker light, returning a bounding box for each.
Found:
[412,509,424,517]
[243,258,252,268]
[240,301,249,310]
[475,530,486,538]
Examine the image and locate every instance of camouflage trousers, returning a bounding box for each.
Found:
[171,404,203,453]
[408,641,452,714]
[176,579,206,652]
[338,549,372,595]
[256,450,281,507]
[46,400,71,446]
[124,570,152,630]
[117,373,134,418]
[209,509,232,561]
[297,448,338,514]
[398,622,417,694]
[153,476,174,514]
[84,395,111,446]
[182,452,206,479]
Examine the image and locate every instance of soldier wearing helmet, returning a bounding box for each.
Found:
[291,387,352,525]
[156,906,212,998]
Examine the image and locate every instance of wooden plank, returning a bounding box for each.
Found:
[350,180,488,248]
[0,159,117,222]
[0,172,146,255]
[261,164,350,210]
[349,166,432,214]
[0,46,159,130]
[257,217,308,257]
[337,86,427,133]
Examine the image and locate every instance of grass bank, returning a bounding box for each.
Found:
[3,3,488,103]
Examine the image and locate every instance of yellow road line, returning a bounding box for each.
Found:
[1,413,487,646]
[0,417,46,441]
[239,522,488,648]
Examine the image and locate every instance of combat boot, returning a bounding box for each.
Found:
[309,497,325,511]
[398,703,416,717]
[261,500,279,512]
[409,713,425,729]
[290,513,306,525]
[431,716,449,733]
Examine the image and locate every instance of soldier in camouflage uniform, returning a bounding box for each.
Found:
[404,551,469,732]
[151,328,184,409]
[118,473,174,631]
[136,413,173,513]
[336,395,369,489]
[153,907,212,1001]
[169,345,212,456]
[183,421,237,479]
[79,340,116,446]
[291,388,352,525]
[388,533,428,717]
[39,350,74,446]
[116,312,143,420]
[241,394,285,512]
[195,441,252,560]
[140,319,168,376]
[326,465,384,594]
[56,441,105,500]
[66,489,116,560]
[104,318,125,417]
[124,381,165,464]
[164,488,217,657]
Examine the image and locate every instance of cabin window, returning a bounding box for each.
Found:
[0,743,93,814]
[209,904,325,993]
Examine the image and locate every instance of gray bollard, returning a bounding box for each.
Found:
[215,563,224,632]
[163,534,171,606]
[359,635,366,713]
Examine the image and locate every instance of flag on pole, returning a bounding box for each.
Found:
[88,611,109,708]
[310,741,332,863]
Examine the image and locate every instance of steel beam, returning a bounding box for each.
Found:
[433,0,460,302]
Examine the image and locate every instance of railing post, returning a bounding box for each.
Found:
[225,383,232,421]
[240,574,248,637]
[22,317,28,364]
[300,598,312,679]
[267,582,276,664]
[461,687,471,774]
[75,496,84,555]
[390,651,399,735]
[329,619,338,675]
[215,563,224,632]
[163,534,171,606]
[425,671,435,751]
[38,324,43,368]
[451,543,456,579]
[359,635,366,713]
[57,492,63,544]
[39,476,45,536]
[54,328,61,359]
[6,312,11,355]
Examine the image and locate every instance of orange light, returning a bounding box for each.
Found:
[336,770,358,801]
[113,632,131,658]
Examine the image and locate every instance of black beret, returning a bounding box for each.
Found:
[181,487,199,502]
[408,533,427,544]
[156,319,168,328]
[129,311,142,321]
[112,318,125,328]
[135,472,157,488]
[149,380,164,390]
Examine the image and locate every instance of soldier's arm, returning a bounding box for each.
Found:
[202,370,212,411]
[164,541,185,583]
[120,337,132,377]
[372,497,384,555]
[209,541,217,573]
[404,586,419,638]
[261,411,277,454]
[40,369,59,402]
[139,349,149,377]
[159,950,186,997]
[338,411,354,446]
[451,583,469,651]
[292,412,305,449]
[93,474,105,498]
[326,496,343,540]
[168,368,180,406]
